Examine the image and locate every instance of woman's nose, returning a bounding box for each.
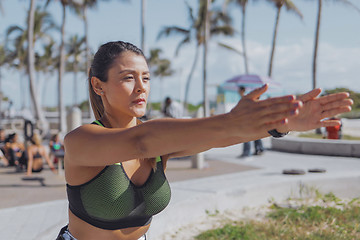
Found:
[135,78,147,93]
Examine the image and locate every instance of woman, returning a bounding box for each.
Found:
[58,41,352,240]
[5,133,26,169]
[26,133,57,176]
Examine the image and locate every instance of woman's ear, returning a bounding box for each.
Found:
[91,77,104,96]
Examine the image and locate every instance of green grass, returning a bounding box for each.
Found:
[298,133,360,141]
[196,195,360,240]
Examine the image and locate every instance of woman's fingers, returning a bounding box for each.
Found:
[319,119,342,128]
[259,98,301,116]
[260,118,289,132]
[321,98,353,112]
[321,106,352,120]
[258,107,300,126]
[243,84,268,100]
[298,88,322,102]
[318,92,350,105]
[258,94,297,108]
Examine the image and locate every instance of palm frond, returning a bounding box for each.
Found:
[217,42,244,56]
[157,26,190,40]
[335,0,360,14]
[175,36,191,56]
[284,0,303,19]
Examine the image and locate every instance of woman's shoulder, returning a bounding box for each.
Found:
[64,123,104,148]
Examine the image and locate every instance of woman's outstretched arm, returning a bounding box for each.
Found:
[168,88,353,159]
[65,85,301,167]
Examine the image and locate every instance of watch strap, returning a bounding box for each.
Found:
[268,129,289,138]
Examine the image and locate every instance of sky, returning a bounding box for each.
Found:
[0,0,360,110]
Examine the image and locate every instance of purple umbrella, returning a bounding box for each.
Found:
[224,74,281,90]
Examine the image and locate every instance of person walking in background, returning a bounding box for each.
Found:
[162,96,184,118]
[56,40,352,240]
[26,133,57,176]
[238,86,265,157]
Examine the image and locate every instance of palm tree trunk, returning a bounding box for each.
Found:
[141,0,146,52]
[27,0,48,135]
[84,7,90,73]
[313,0,322,89]
[184,45,200,110]
[58,4,66,132]
[83,6,93,119]
[74,63,79,106]
[241,6,249,74]
[268,7,281,78]
[0,69,2,123]
[202,0,211,117]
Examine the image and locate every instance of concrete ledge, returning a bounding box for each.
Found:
[271,136,360,157]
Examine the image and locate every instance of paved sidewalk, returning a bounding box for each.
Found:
[1,138,360,239]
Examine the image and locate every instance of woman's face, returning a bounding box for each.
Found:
[102,51,150,119]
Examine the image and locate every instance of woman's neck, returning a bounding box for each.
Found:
[100,112,137,129]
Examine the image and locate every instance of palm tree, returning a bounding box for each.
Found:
[0,0,4,15]
[311,0,360,89]
[45,0,73,132]
[147,48,174,101]
[266,0,302,77]
[141,0,146,52]
[37,39,58,104]
[5,26,28,109]
[158,0,234,110]
[0,44,9,122]
[65,34,86,106]
[6,3,56,135]
[70,0,102,73]
[202,0,211,116]
[223,0,250,74]
[70,0,119,119]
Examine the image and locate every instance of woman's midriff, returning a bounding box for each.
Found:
[32,158,43,170]
[68,210,150,240]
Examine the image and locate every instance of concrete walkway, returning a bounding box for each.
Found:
[1,137,360,240]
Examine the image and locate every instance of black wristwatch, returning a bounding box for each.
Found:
[268,129,289,138]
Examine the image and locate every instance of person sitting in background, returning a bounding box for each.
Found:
[0,128,6,150]
[49,133,63,164]
[0,129,8,166]
[5,133,26,170]
[26,133,57,176]
[0,148,9,167]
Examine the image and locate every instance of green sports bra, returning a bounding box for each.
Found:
[66,120,171,230]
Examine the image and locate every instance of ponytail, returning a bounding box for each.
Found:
[88,69,104,120]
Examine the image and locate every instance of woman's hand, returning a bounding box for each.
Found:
[228,84,302,139]
[281,89,353,132]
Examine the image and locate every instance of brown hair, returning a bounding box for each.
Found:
[88,41,145,120]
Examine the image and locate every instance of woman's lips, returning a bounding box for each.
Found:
[133,98,146,104]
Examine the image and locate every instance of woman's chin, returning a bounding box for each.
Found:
[133,110,146,118]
